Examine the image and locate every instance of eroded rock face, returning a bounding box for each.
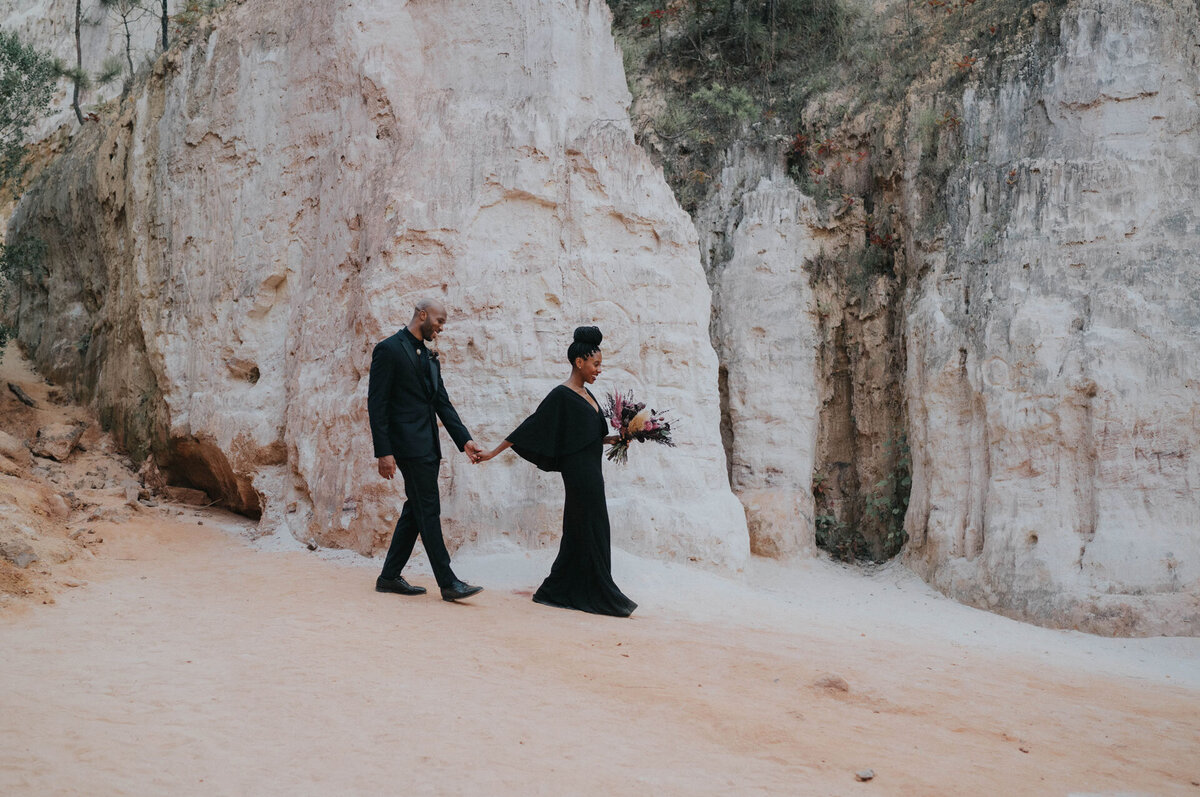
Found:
[6,0,749,565]
[696,146,824,559]
[0,430,31,466]
[0,536,39,569]
[696,141,906,564]
[674,0,1199,633]
[903,0,1200,635]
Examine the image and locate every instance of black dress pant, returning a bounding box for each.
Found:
[379,457,456,588]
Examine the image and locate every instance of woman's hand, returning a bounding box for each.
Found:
[602,435,621,445]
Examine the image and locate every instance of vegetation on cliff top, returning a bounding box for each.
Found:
[0,30,58,182]
[2,1,227,354]
[611,0,852,211]
[612,0,1069,214]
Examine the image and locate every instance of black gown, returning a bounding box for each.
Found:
[506,385,637,618]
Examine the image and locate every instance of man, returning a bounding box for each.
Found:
[368,298,484,602]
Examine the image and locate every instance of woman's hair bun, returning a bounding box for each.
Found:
[567,326,603,365]
[573,326,603,346]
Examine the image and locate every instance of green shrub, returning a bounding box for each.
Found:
[690,82,759,131]
[863,433,911,559]
[815,512,869,562]
[608,0,854,211]
[0,30,58,182]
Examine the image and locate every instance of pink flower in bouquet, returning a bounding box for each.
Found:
[603,388,675,464]
[610,392,624,429]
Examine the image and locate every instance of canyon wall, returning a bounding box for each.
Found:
[5,0,1198,633]
[4,0,750,565]
[902,0,1200,634]
[697,141,905,565]
[685,0,1198,634]
[696,146,823,559]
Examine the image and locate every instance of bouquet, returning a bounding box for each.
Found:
[603,388,675,464]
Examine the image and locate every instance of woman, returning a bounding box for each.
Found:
[476,327,637,617]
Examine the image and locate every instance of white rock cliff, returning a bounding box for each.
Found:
[5,0,750,565]
[685,0,1199,633]
[903,0,1200,634]
[697,146,824,559]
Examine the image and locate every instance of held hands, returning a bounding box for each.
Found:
[379,444,483,476]
[380,444,488,474]
[470,440,510,464]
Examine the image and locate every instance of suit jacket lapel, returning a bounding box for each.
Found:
[396,331,432,398]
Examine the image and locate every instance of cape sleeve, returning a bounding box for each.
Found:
[506,387,602,472]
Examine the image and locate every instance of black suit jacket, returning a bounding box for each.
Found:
[367,330,472,461]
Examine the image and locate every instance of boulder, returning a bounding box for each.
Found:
[30,423,85,462]
[0,539,39,569]
[164,486,212,507]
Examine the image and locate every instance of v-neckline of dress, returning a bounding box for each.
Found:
[560,384,601,415]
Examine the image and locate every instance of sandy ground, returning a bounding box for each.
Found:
[2,506,1199,796]
[3,343,1199,795]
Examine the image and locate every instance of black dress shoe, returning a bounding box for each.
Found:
[375,575,427,595]
[440,580,484,602]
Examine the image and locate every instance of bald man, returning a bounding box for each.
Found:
[367,299,484,602]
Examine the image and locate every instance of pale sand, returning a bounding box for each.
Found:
[2,507,1198,796]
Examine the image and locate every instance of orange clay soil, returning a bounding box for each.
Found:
[2,509,1198,796]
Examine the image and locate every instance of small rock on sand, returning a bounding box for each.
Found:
[7,381,36,407]
[855,769,875,782]
[164,485,211,506]
[813,673,851,693]
[0,540,40,569]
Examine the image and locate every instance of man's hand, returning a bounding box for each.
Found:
[464,440,483,464]
[377,455,397,480]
